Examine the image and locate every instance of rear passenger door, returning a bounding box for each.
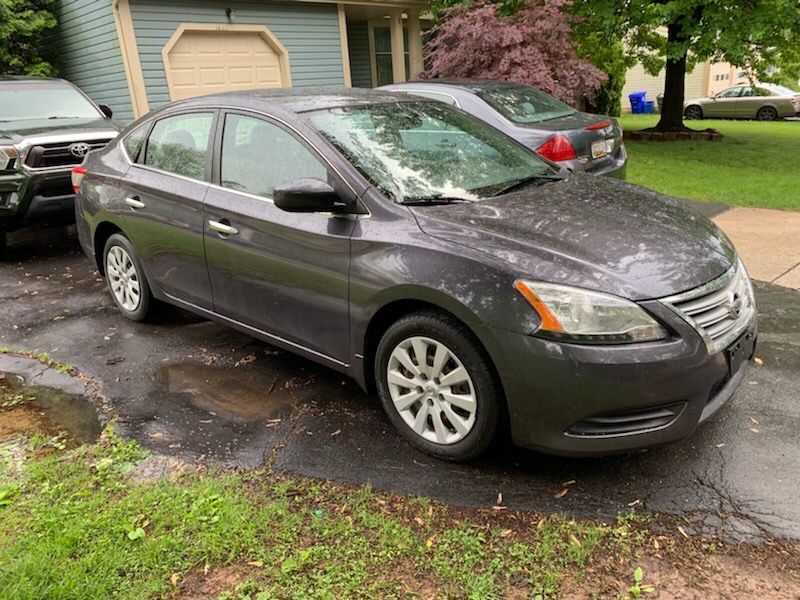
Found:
[121,111,216,309]
[203,111,356,364]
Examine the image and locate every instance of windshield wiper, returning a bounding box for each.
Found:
[492,173,565,197]
[399,196,475,206]
[47,116,79,120]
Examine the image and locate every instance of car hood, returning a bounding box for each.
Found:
[0,117,119,144]
[411,174,736,301]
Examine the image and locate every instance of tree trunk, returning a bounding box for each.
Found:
[654,22,690,132]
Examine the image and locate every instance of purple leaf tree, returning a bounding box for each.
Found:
[422,0,606,106]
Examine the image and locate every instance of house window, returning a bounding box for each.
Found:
[370,23,409,87]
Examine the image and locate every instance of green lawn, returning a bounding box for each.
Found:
[618,115,800,210]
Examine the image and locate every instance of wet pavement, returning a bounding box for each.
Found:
[1,226,799,542]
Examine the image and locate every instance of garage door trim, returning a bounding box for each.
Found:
[161,23,293,101]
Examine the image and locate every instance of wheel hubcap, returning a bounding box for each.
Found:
[387,336,477,445]
[106,245,140,312]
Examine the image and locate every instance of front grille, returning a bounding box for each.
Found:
[23,139,112,169]
[661,260,756,354]
[567,402,685,437]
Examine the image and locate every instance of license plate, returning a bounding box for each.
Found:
[725,330,756,377]
[591,139,615,159]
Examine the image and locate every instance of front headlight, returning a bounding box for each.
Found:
[514,280,668,344]
[0,145,19,170]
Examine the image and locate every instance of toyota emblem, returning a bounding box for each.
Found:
[728,292,743,319]
[69,142,91,158]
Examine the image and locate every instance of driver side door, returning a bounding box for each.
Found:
[203,111,357,365]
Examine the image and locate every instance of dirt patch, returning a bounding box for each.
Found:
[173,565,255,600]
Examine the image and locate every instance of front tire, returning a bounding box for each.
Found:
[103,233,153,321]
[375,310,501,461]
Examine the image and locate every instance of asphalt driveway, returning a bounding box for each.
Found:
[1,224,798,543]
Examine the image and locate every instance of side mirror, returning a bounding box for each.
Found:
[274,178,348,213]
[99,104,113,118]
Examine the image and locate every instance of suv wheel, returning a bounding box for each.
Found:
[103,233,153,321]
[375,310,501,461]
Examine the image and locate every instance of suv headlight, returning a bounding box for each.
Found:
[514,280,668,344]
[0,145,19,170]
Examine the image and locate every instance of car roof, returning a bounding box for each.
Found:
[382,79,523,93]
[0,75,68,83]
[163,86,421,116]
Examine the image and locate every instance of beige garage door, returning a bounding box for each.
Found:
[163,25,292,101]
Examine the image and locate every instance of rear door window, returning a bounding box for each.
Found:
[143,112,214,181]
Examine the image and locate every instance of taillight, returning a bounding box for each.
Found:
[71,165,87,194]
[584,120,613,131]
[536,134,577,162]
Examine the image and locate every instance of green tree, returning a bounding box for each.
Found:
[571,0,633,115]
[0,0,58,76]
[621,0,800,131]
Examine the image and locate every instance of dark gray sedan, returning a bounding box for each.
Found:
[379,80,627,179]
[74,88,756,461]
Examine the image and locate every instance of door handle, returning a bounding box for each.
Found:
[124,197,145,209]
[208,219,239,236]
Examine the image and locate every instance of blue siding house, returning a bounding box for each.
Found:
[54,0,429,122]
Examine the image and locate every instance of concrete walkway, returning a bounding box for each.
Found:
[713,207,800,290]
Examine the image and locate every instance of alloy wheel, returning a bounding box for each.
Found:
[757,107,777,121]
[684,105,702,119]
[106,245,141,312]
[386,336,477,445]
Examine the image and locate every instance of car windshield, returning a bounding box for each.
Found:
[309,101,554,203]
[476,84,576,124]
[0,81,102,122]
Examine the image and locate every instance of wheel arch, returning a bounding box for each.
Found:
[360,293,506,408]
[93,221,125,275]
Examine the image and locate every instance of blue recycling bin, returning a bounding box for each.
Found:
[643,100,655,114]
[628,91,647,114]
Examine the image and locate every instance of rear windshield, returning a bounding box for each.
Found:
[0,81,102,122]
[477,85,575,124]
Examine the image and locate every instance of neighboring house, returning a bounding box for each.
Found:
[52,0,429,123]
[622,58,763,109]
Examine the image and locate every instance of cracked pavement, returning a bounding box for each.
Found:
[1,226,798,543]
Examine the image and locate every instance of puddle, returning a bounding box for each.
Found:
[0,371,102,446]
[153,362,299,423]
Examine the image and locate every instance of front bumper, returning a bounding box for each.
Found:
[0,168,75,231]
[489,301,756,456]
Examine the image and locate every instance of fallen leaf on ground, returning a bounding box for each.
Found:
[247,561,263,567]
[750,428,759,433]
[554,489,568,499]
[753,357,763,365]
[330,429,341,437]
[170,573,180,586]
[678,526,689,539]
[749,416,759,425]
[716,442,726,448]
[562,479,576,486]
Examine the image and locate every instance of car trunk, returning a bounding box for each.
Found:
[531,112,624,173]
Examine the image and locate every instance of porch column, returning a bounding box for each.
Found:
[337,4,352,87]
[407,10,424,80]
[389,11,406,83]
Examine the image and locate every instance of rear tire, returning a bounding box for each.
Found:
[103,233,153,322]
[684,105,703,120]
[375,309,501,461]
[756,106,778,121]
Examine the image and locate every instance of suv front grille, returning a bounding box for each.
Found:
[661,260,756,354]
[23,139,112,169]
